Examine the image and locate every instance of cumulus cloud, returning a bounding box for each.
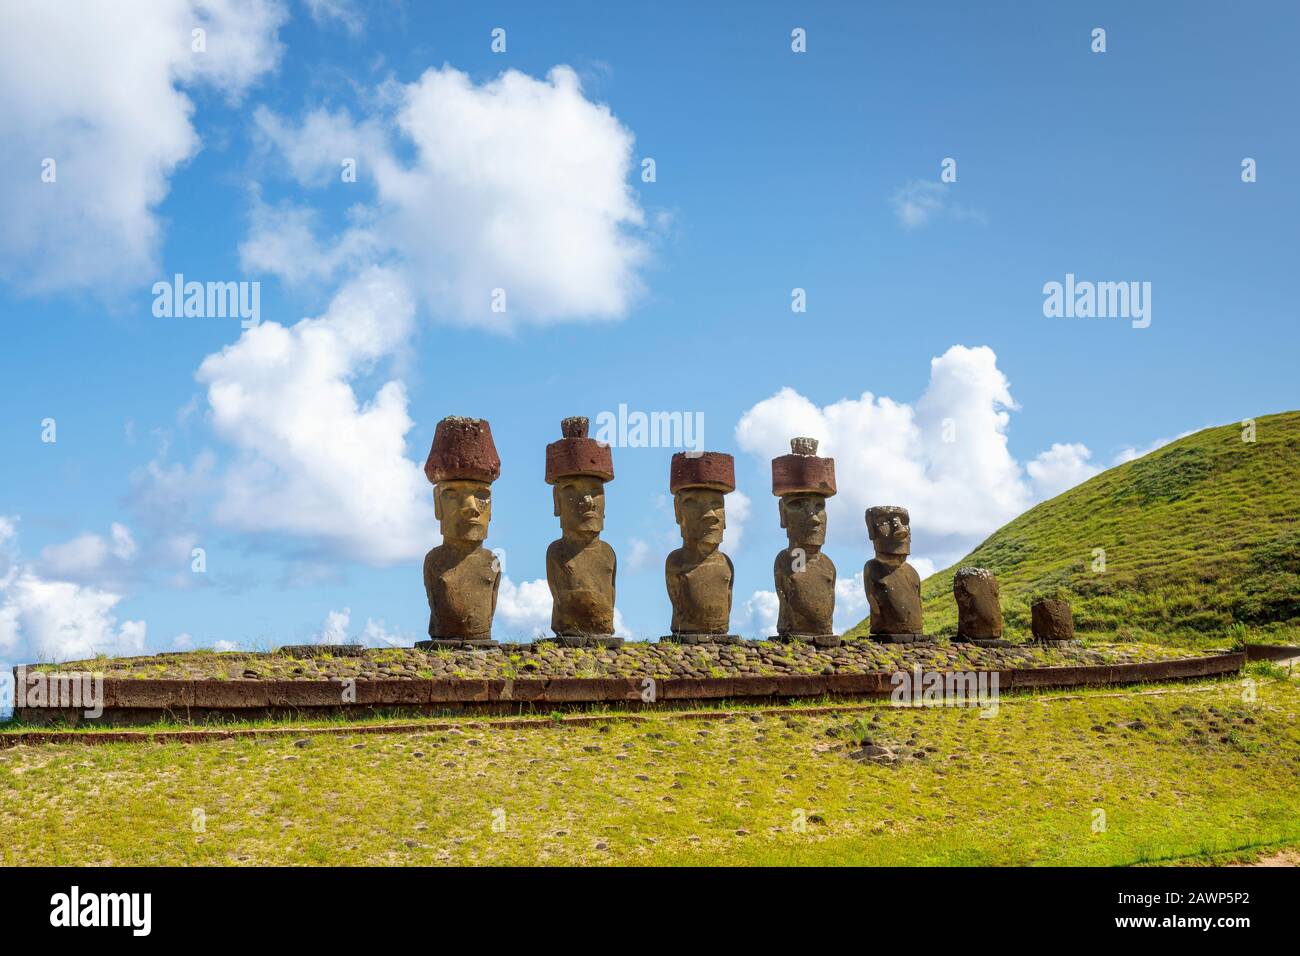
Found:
[0,517,147,664]
[495,576,553,641]
[247,65,649,329]
[38,523,138,582]
[736,345,1096,570]
[195,267,434,564]
[1027,443,1101,500]
[315,607,351,644]
[0,0,286,294]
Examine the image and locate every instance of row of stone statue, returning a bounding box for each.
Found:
[421,415,1075,649]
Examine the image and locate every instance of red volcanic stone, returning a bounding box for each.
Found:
[1032,597,1075,641]
[771,437,836,497]
[669,451,735,494]
[424,416,501,485]
[545,416,614,483]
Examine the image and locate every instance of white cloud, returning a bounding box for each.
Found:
[195,267,434,564]
[495,576,553,641]
[303,0,363,34]
[738,590,779,639]
[238,196,381,286]
[361,617,411,647]
[0,0,286,294]
[1027,442,1101,499]
[0,517,147,663]
[726,490,752,553]
[833,571,869,634]
[316,607,351,645]
[736,345,1096,569]
[625,537,652,572]
[249,65,649,329]
[890,180,985,230]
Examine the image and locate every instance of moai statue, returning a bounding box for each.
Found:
[1032,597,1075,643]
[863,505,926,643]
[543,417,621,648]
[953,567,1006,646]
[420,416,502,648]
[663,451,739,644]
[771,437,838,646]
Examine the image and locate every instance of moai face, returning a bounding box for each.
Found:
[780,493,828,549]
[867,507,911,557]
[675,488,726,550]
[435,480,492,544]
[554,475,606,538]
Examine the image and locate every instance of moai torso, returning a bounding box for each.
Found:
[865,558,922,635]
[775,549,836,636]
[666,548,733,634]
[423,545,500,639]
[547,538,616,635]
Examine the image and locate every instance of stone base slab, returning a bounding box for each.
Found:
[535,635,625,649]
[416,639,500,651]
[658,634,745,646]
[774,633,843,648]
[870,633,932,645]
[8,653,1247,728]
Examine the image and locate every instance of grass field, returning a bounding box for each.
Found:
[2,664,1296,866]
[846,411,1300,646]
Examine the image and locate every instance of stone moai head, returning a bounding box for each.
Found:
[773,437,835,549]
[424,416,501,547]
[866,505,911,559]
[671,452,735,553]
[953,567,1003,640]
[546,416,613,540]
[1032,597,1074,642]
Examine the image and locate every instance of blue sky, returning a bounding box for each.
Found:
[1,0,1297,666]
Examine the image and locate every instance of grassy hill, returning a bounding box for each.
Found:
[846,411,1300,646]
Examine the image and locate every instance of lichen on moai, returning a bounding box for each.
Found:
[663,451,739,644]
[771,438,838,644]
[863,505,927,643]
[543,417,621,647]
[421,416,502,648]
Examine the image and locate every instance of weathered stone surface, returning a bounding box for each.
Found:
[544,416,613,483]
[771,436,837,497]
[864,505,924,639]
[772,438,837,639]
[423,415,501,641]
[545,417,617,638]
[423,416,501,484]
[1032,597,1074,642]
[953,567,1003,640]
[657,633,744,645]
[666,451,735,635]
[668,451,735,495]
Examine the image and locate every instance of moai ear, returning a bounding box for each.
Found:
[673,494,684,526]
[433,486,444,521]
[553,485,562,518]
[778,497,788,529]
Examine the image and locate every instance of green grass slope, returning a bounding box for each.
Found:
[846,411,1300,646]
